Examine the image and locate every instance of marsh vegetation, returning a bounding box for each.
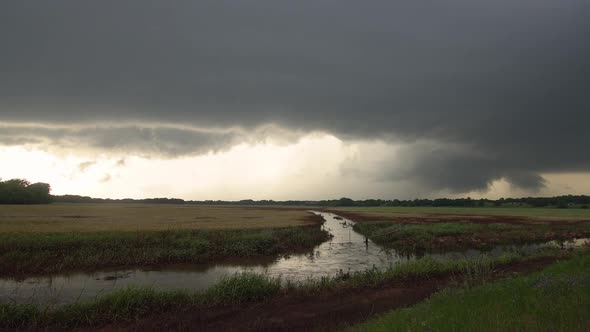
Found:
[354,220,590,251]
[0,205,326,276]
[1,204,589,330]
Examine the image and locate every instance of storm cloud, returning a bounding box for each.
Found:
[1,0,589,193]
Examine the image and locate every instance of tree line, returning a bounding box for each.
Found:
[2,177,588,208]
[53,194,590,208]
[0,179,52,204]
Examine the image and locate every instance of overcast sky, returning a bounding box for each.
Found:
[1,1,589,200]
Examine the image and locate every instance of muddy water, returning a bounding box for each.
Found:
[1,212,587,306]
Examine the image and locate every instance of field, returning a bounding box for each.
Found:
[354,220,590,251]
[0,204,327,276]
[325,206,590,251]
[0,203,315,232]
[2,204,590,330]
[329,206,590,220]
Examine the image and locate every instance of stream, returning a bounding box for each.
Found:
[0,212,587,306]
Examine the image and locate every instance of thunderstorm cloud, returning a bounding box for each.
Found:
[1,0,589,194]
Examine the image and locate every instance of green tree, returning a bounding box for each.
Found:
[0,179,52,204]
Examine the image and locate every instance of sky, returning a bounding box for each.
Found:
[1,1,589,200]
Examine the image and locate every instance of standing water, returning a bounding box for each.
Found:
[0,212,584,306]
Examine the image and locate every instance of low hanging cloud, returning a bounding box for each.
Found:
[0,123,244,157]
[78,161,96,172]
[1,0,589,194]
[342,141,550,193]
[100,174,112,183]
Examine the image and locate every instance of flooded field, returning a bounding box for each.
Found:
[2,212,586,306]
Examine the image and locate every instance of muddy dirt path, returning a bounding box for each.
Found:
[90,257,558,332]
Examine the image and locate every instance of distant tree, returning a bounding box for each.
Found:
[0,178,52,204]
[556,200,568,209]
[337,197,355,206]
[27,182,52,204]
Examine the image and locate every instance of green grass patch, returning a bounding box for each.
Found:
[203,272,282,304]
[50,287,194,327]
[349,251,590,332]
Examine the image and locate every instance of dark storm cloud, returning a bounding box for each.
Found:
[1,0,589,192]
[0,124,241,157]
[375,142,549,192]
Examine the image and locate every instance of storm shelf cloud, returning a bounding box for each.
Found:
[1,0,589,196]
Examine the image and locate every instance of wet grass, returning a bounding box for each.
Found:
[349,250,590,332]
[0,225,329,276]
[354,220,590,251]
[0,249,569,329]
[0,272,283,329]
[295,250,544,293]
[0,303,39,328]
[51,273,283,327]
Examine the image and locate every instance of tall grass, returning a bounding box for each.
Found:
[0,273,283,328]
[0,226,329,276]
[0,304,40,329]
[203,272,282,304]
[299,251,525,292]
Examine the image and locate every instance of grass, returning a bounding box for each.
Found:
[354,220,590,251]
[1,249,566,329]
[0,303,39,328]
[295,249,555,293]
[0,225,329,276]
[332,206,590,220]
[0,204,327,276]
[0,203,313,232]
[50,273,283,327]
[349,251,590,332]
[0,272,283,329]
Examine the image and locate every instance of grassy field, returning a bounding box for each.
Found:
[0,204,327,276]
[354,220,590,251]
[349,250,590,332]
[331,206,590,220]
[0,203,314,232]
[0,226,328,276]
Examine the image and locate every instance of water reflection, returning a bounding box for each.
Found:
[1,212,587,306]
